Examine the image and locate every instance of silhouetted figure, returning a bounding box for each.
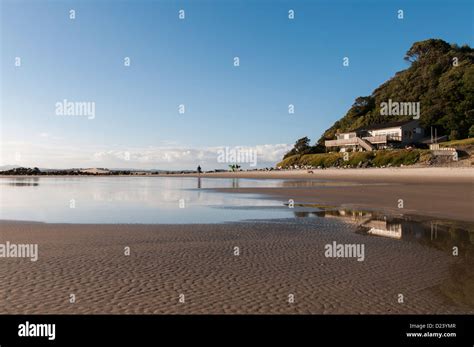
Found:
[197,165,202,174]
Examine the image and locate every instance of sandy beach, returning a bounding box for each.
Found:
[0,218,472,314]
[180,167,474,222]
[0,167,472,314]
[182,167,474,183]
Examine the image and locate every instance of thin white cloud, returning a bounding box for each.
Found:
[92,144,292,169]
[0,141,292,170]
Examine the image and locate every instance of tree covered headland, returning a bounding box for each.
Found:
[283,39,474,160]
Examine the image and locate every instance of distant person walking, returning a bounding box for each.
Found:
[197,165,202,174]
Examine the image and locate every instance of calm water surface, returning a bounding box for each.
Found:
[0,176,309,223]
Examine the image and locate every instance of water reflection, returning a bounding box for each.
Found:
[0,176,293,223]
[364,219,402,239]
[1,177,40,187]
[291,204,474,309]
[293,206,474,252]
[0,176,369,189]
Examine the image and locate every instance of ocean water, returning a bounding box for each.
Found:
[0,176,301,224]
[1,176,472,255]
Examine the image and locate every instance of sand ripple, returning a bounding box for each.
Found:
[0,219,471,314]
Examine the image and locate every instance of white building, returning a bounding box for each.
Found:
[325,120,424,152]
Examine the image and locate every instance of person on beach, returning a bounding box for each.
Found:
[197,165,202,174]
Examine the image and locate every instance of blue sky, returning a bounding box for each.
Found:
[1,0,473,169]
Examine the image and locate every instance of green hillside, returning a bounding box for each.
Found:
[282,39,474,161]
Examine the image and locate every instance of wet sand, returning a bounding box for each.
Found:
[0,219,472,314]
[181,167,474,183]
[205,168,474,222]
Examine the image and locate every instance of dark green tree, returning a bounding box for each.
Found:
[283,136,311,159]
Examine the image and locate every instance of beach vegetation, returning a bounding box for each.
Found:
[277,149,428,168]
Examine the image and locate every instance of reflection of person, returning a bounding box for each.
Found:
[197,165,202,174]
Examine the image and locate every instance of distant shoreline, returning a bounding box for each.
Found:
[2,166,474,181]
[176,166,474,182]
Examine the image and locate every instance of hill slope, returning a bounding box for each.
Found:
[318,39,474,145]
[283,39,474,162]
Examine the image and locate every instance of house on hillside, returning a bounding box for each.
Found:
[324,120,424,152]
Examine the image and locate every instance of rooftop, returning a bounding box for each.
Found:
[338,119,418,134]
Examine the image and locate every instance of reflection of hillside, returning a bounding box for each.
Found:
[297,207,474,251]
